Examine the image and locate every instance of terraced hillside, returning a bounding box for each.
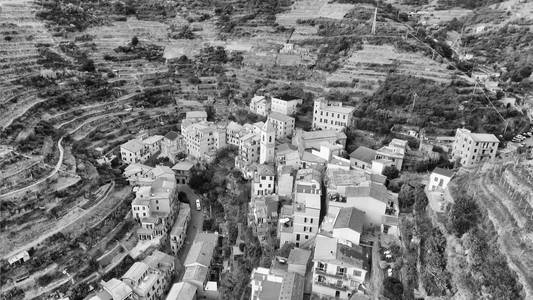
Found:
[456,159,533,298]
[0,0,55,130]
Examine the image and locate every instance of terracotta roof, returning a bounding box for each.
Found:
[334,207,365,233]
[165,131,180,140]
[350,146,376,164]
[287,248,311,266]
[432,167,454,178]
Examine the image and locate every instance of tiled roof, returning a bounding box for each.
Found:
[346,182,392,204]
[165,131,180,140]
[121,139,143,153]
[350,146,376,164]
[287,248,311,266]
[334,207,365,233]
[432,167,454,178]
[269,112,295,123]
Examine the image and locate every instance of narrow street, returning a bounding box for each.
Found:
[176,184,205,279]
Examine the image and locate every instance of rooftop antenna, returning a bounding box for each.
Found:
[371,7,377,35]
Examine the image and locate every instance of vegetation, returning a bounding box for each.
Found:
[354,75,527,138]
[445,188,524,298]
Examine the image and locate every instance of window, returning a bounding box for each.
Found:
[296,234,300,241]
[304,217,307,223]
[310,218,313,224]
[305,235,309,239]
[309,227,312,233]
[317,262,326,271]
[303,226,307,232]
[337,266,346,276]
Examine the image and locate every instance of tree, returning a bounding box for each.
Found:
[131,36,139,47]
[383,277,404,300]
[383,165,400,180]
[447,195,480,237]
[414,186,428,213]
[398,183,416,211]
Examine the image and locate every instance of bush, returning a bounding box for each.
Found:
[447,194,481,237]
[383,277,404,300]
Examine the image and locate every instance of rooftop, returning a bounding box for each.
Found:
[382,215,399,226]
[186,110,207,119]
[334,207,365,233]
[122,262,149,283]
[432,167,454,178]
[470,133,500,143]
[121,139,143,153]
[256,164,276,177]
[350,146,377,164]
[164,131,180,140]
[269,112,295,123]
[142,250,174,271]
[172,160,194,171]
[279,272,305,300]
[151,165,175,178]
[166,282,197,300]
[170,203,191,236]
[183,264,209,285]
[301,151,327,164]
[100,278,132,300]
[327,168,367,188]
[184,233,218,267]
[345,182,393,204]
[143,135,164,145]
[301,130,346,141]
[287,248,311,266]
[251,95,267,104]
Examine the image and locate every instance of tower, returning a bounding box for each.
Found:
[260,120,276,164]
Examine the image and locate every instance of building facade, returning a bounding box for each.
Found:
[312,98,355,131]
[249,95,270,116]
[182,121,226,160]
[451,128,499,167]
[270,96,302,116]
[268,112,295,138]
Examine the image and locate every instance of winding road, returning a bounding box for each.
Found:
[0,136,64,200]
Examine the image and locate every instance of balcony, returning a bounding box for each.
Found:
[314,279,348,291]
[314,268,348,279]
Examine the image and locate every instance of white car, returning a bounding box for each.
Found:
[195,199,201,211]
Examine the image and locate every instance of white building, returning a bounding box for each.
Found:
[451,128,499,167]
[339,183,397,227]
[166,282,197,300]
[268,112,295,138]
[120,139,146,164]
[428,167,454,191]
[349,146,376,171]
[186,110,207,123]
[160,131,181,164]
[312,98,355,131]
[121,251,175,300]
[260,120,276,164]
[375,139,408,170]
[170,203,191,255]
[250,267,305,300]
[270,96,302,116]
[250,95,270,116]
[252,164,276,196]
[182,121,226,161]
[312,234,368,299]
[290,168,322,248]
[131,176,177,241]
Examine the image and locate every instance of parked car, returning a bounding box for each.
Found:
[195,199,201,211]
